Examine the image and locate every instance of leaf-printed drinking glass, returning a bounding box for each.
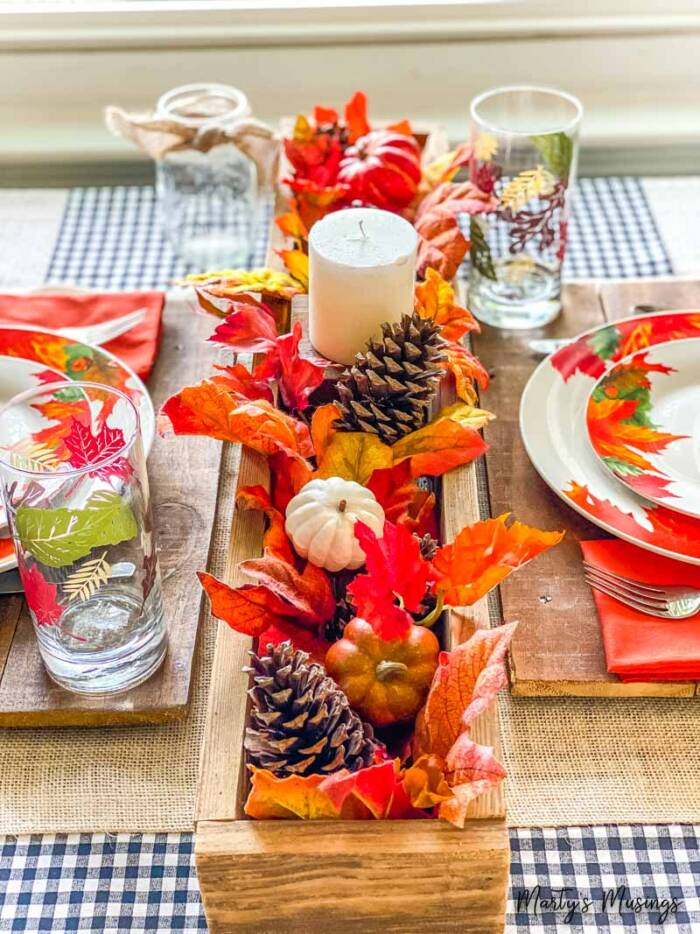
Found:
[468,85,582,329]
[0,382,166,694]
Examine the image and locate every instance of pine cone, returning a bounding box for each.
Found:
[244,641,378,777]
[335,313,447,444]
[418,533,439,562]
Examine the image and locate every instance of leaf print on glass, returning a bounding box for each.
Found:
[499,165,556,213]
[529,131,573,178]
[63,551,111,603]
[16,490,138,568]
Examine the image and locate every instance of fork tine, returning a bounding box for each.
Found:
[585,568,669,608]
[582,562,666,596]
[584,574,668,616]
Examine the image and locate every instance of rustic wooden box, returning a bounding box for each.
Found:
[193,288,510,932]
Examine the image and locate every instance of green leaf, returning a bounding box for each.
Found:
[469,217,497,281]
[529,132,573,178]
[16,491,137,568]
[587,325,620,362]
[602,457,643,477]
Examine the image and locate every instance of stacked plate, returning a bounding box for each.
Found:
[0,325,155,572]
[520,311,700,565]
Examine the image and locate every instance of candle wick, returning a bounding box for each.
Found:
[358,220,368,239]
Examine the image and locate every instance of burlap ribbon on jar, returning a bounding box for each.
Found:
[105,96,280,191]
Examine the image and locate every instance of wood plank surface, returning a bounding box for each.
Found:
[0,294,225,726]
[196,818,510,934]
[473,278,700,698]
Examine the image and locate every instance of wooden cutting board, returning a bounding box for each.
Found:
[0,295,225,726]
[472,276,700,698]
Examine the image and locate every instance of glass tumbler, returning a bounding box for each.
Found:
[0,382,167,695]
[155,82,259,267]
[468,85,582,329]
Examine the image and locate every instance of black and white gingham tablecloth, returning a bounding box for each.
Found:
[2,179,698,933]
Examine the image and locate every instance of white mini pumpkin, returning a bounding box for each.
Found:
[284,477,385,572]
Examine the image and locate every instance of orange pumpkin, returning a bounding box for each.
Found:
[325,618,439,727]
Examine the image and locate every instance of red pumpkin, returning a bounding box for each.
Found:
[337,130,422,212]
[325,618,439,727]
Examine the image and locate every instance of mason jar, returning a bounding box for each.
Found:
[155,82,259,268]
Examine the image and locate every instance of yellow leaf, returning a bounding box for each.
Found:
[437,402,495,431]
[278,249,309,291]
[500,165,556,212]
[474,133,498,162]
[315,432,392,486]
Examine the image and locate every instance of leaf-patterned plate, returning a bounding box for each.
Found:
[586,338,700,519]
[0,326,154,573]
[519,310,700,564]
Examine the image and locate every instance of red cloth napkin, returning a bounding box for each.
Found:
[580,539,700,681]
[0,291,165,381]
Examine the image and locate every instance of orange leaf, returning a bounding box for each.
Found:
[413,624,518,761]
[414,267,479,343]
[239,555,335,629]
[386,118,413,136]
[276,210,308,242]
[403,754,454,809]
[415,182,497,280]
[236,484,295,563]
[269,450,313,512]
[443,344,490,404]
[438,739,507,828]
[586,395,684,471]
[277,249,309,290]
[391,416,488,478]
[367,460,438,538]
[244,759,412,821]
[344,90,371,143]
[315,431,392,486]
[310,403,342,462]
[197,573,292,638]
[159,381,313,462]
[422,143,473,188]
[432,515,564,606]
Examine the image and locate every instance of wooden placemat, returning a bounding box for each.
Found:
[472,277,700,698]
[0,292,223,726]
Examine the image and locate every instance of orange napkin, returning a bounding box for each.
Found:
[0,291,165,381]
[580,539,700,681]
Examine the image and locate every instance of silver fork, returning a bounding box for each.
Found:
[583,561,700,619]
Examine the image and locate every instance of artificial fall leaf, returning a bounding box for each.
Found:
[182,268,303,302]
[287,178,349,230]
[413,624,518,761]
[422,143,473,189]
[239,555,335,629]
[391,414,488,478]
[276,210,308,242]
[437,402,494,431]
[315,431,392,486]
[310,403,341,462]
[414,267,479,343]
[432,515,564,607]
[348,520,433,640]
[198,573,293,638]
[415,182,498,280]
[367,460,438,538]
[439,738,508,828]
[269,450,313,513]
[211,363,274,404]
[159,382,313,462]
[313,104,339,126]
[256,321,325,412]
[208,299,278,352]
[443,344,490,404]
[277,249,309,290]
[403,754,454,809]
[344,90,371,143]
[284,119,343,186]
[236,484,295,564]
[244,758,420,821]
[18,562,63,627]
[386,118,413,136]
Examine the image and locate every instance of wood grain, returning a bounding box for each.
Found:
[474,279,700,698]
[0,294,226,726]
[196,819,510,934]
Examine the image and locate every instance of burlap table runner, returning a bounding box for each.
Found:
[2,318,700,834]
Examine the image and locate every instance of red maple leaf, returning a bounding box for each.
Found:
[18,562,63,626]
[254,321,325,413]
[63,418,132,481]
[208,298,278,352]
[348,521,433,640]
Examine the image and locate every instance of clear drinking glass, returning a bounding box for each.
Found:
[468,85,582,329]
[155,82,259,267]
[0,382,167,694]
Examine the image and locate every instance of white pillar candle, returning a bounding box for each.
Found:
[308,207,418,365]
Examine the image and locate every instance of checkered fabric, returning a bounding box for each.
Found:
[2,826,699,932]
[1,179,689,932]
[44,178,672,291]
